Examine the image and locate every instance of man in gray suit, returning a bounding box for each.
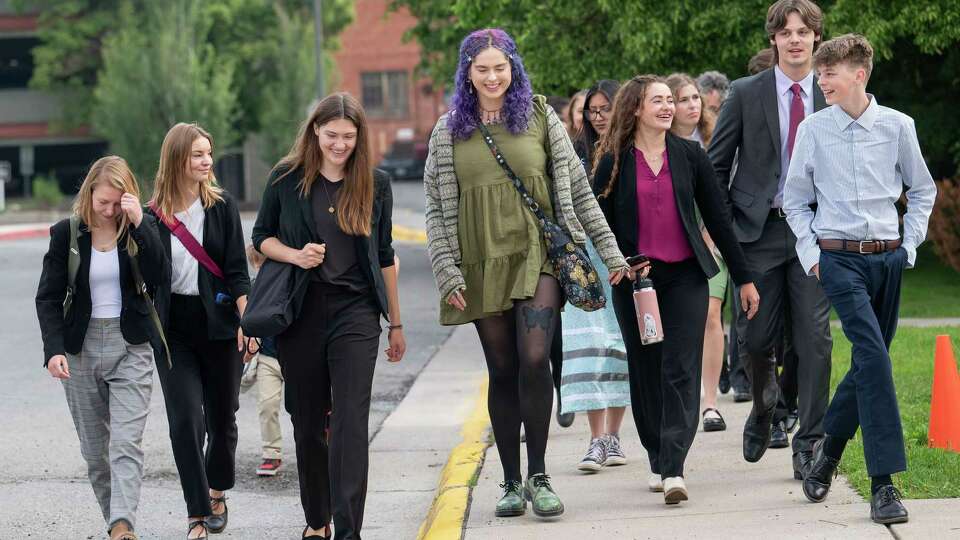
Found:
[708,0,832,480]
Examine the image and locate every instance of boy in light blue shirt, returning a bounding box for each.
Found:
[783,33,937,525]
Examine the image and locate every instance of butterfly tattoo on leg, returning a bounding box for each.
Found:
[521,306,554,333]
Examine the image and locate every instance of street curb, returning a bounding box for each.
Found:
[393,224,428,244]
[417,380,491,540]
[0,222,429,245]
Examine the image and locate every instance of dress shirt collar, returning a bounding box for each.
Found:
[831,94,879,132]
[774,65,814,99]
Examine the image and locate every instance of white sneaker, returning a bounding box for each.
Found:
[663,476,688,504]
[647,473,663,492]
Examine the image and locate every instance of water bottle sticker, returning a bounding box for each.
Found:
[643,313,658,339]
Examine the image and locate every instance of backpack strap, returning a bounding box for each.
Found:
[63,215,81,318]
[128,253,172,369]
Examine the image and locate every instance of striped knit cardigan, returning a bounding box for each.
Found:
[424,96,628,302]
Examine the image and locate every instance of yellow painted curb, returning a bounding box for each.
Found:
[417,380,491,540]
[393,224,428,244]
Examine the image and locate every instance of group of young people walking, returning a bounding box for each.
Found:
[424,0,936,528]
[37,94,405,539]
[35,0,938,537]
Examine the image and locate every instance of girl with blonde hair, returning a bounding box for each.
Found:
[36,156,168,540]
[147,123,251,539]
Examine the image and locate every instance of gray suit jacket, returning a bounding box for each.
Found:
[708,68,826,243]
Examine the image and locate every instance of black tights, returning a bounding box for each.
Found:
[474,274,561,482]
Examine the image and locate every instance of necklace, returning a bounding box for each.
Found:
[481,107,503,125]
[321,177,337,214]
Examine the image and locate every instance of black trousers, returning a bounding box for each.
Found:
[611,258,708,478]
[277,283,381,539]
[155,294,243,517]
[738,217,832,454]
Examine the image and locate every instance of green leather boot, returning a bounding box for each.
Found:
[495,479,526,517]
[524,474,565,517]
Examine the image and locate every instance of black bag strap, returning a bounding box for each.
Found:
[63,215,81,318]
[128,250,172,369]
[476,122,552,229]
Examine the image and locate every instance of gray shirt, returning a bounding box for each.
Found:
[783,96,938,275]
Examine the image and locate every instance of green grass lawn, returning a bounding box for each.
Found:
[831,326,960,499]
[825,244,960,320]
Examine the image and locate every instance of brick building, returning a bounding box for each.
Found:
[333,0,445,164]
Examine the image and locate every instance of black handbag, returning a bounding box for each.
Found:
[476,123,606,312]
[240,258,311,338]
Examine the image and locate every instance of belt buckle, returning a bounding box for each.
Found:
[774,207,787,219]
[858,240,872,254]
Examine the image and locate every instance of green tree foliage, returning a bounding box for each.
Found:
[393,0,960,178]
[21,0,354,138]
[91,1,238,181]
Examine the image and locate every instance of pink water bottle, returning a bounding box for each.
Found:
[633,277,664,345]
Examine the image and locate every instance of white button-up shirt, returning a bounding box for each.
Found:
[783,96,938,275]
[170,197,205,295]
[773,65,815,208]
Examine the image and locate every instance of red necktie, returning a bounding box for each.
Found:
[787,83,804,158]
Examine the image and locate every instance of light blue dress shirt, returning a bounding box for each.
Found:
[783,96,937,276]
[773,66,814,208]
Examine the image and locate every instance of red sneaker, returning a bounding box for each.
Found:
[257,458,282,477]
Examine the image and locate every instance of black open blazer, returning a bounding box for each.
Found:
[251,167,396,319]
[593,132,754,286]
[35,215,168,366]
[146,193,251,342]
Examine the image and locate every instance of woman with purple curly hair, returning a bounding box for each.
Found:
[424,28,629,519]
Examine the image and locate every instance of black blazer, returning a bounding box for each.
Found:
[147,193,251,341]
[708,68,826,242]
[251,167,396,319]
[593,133,754,286]
[35,215,168,366]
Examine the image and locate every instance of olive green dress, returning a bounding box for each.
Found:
[440,101,555,325]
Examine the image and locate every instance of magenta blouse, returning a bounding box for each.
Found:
[635,148,695,262]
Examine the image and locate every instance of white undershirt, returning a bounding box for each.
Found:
[89,246,122,318]
[170,197,205,295]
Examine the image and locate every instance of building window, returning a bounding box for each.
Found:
[361,71,409,119]
[0,37,39,89]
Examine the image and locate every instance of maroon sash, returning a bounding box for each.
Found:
[150,201,225,280]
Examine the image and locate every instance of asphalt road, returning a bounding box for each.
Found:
[0,180,453,537]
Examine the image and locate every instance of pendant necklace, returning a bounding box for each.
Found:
[322,177,337,214]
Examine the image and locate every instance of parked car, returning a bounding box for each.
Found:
[378,140,427,181]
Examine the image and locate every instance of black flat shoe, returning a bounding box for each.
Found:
[803,438,839,503]
[187,520,208,539]
[770,421,789,449]
[784,408,799,433]
[792,450,812,480]
[207,495,228,533]
[702,408,727,432]
[556,409,575,428]
[871,485,908,524]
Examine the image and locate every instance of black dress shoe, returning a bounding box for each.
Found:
[871,485,909,524]
[803,438,839,503]
[207,495,228,533]
[792,451,812,480]
[733,387,753,403]
[556,409,575,428]
[719,362,731,395]
[770,421,789,449]
[784,408,799,433]
[742,413,773,462]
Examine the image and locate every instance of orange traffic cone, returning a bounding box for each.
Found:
[929,335,960,452]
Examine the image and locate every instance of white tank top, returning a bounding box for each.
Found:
[89,246,122,319]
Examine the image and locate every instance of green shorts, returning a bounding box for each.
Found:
[708,253,729,299]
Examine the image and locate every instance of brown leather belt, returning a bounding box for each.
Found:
[818,238,902,254]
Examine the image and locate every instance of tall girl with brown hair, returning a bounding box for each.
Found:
[252,92,405,539]
[148,123,251,539]
[593,75,759,504]
[36,156,166,540]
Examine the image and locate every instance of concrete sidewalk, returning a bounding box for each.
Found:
[461,384,960,539]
